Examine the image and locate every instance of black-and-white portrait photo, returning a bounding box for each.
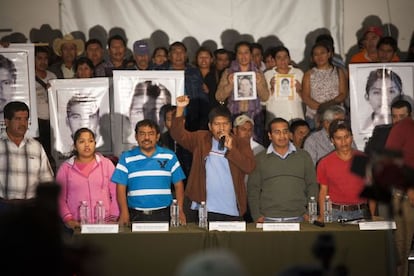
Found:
[349,63,414,149]
[0,44,37,135]
[234,72,257,101]
[48,78,111,163]
[112,70,184,154]
[276,74,295,98]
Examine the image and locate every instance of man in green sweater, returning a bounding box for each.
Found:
[247,117,319,222]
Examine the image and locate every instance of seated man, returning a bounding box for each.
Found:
[170,95,255,221]
[317,119,376,222]
[111,119,186,225]
[247,117,318,223]
[304,105,348,166]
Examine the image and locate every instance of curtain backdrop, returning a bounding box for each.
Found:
[61,0,344,66]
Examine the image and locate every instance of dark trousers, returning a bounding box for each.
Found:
[128,207,170,222]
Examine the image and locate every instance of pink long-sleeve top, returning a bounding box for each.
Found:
[56,153,119,223]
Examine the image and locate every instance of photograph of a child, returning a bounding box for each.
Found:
[276,74,295,98]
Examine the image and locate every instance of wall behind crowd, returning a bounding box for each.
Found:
[1,0,413,68]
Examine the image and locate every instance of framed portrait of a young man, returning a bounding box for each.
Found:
[275,74,295,99]
[233,72,257,101]
[112,70,185,155]
[349,62,414,150]
[48,78,111,164]
[0,44,37,136]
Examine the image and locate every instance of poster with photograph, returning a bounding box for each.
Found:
[276,74,295,99]
[49,78,111,164]
[349,63,414,150]
[112,70,185,155]
[233,72,257,101]
[0,44,37,136]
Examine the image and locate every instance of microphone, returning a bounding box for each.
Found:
[218,136,226,150]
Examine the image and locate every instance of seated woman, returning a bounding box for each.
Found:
[56,127,119,229]
[215,41,269,144]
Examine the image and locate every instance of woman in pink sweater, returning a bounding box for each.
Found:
[56,127,119,229]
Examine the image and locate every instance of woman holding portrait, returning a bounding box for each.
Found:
[216,41,269,144]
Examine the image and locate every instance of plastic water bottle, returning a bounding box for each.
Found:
[95,200,105,224]
[79,200,90,224]
[324,195,333,223]
[198,201,208,229]
[170,199,179,227]
[308,196,317,223]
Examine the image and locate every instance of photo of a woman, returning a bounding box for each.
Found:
[362,68,402,130]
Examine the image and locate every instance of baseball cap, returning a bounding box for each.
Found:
[133,40,149,55]
[233,114,254,127]
[364,26,383,38]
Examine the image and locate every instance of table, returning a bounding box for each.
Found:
[72,223,393,276]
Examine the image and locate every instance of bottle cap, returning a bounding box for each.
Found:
[173,199,177,203]
[310,196,315,200]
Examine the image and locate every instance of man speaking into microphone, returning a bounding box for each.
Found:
[170,95,255,222]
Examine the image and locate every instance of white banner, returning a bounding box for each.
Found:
[61,0,344,62]
[349,63,414,150]
[48,78,112,164]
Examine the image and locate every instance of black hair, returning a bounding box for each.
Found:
[74,57,95,74]
[35,46,50,56]
[107,35,126,48]
[391,98,412,115]
[272,45,291,59]
[159,104,176,121]
[4,101,29,120]
[250,43,263,55]
[85,38,103,49]
[365,69,402,99]
[135,119,160,134]
[208,106,232,124]
[234,41,251,54]
[267,117,289,134]
[328,119,352,139]
[289,119,310,133]
[152,47,168,59]
[376,36,398,52]
[169,41,187,53]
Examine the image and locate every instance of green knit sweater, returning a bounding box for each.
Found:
[247,148,319,221]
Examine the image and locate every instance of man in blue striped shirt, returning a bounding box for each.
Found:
[112,119,186,225]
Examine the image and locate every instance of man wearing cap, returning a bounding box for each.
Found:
[133,40,150,70]
[50,34,84,79]
[350,26,399,63]
[233,114,264,155]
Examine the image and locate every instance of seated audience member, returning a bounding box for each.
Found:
[317,119,376,222]
[74,57,94,78]
[151,46,169,69]
[56,128,119,230]
[233,114,265,155]
[132,40,150,70]
[175,249,248,276]
[170,95,255,222]
[289,118,310,149]
[377,36,400,63]
[303,105,347,165]
[247,117,318,223]
[112,119,186,225]
[216,41,269,144]
[264,45,304,124]
[85,38,106,77]
[50,34,85,79]
[0,101,54,212]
